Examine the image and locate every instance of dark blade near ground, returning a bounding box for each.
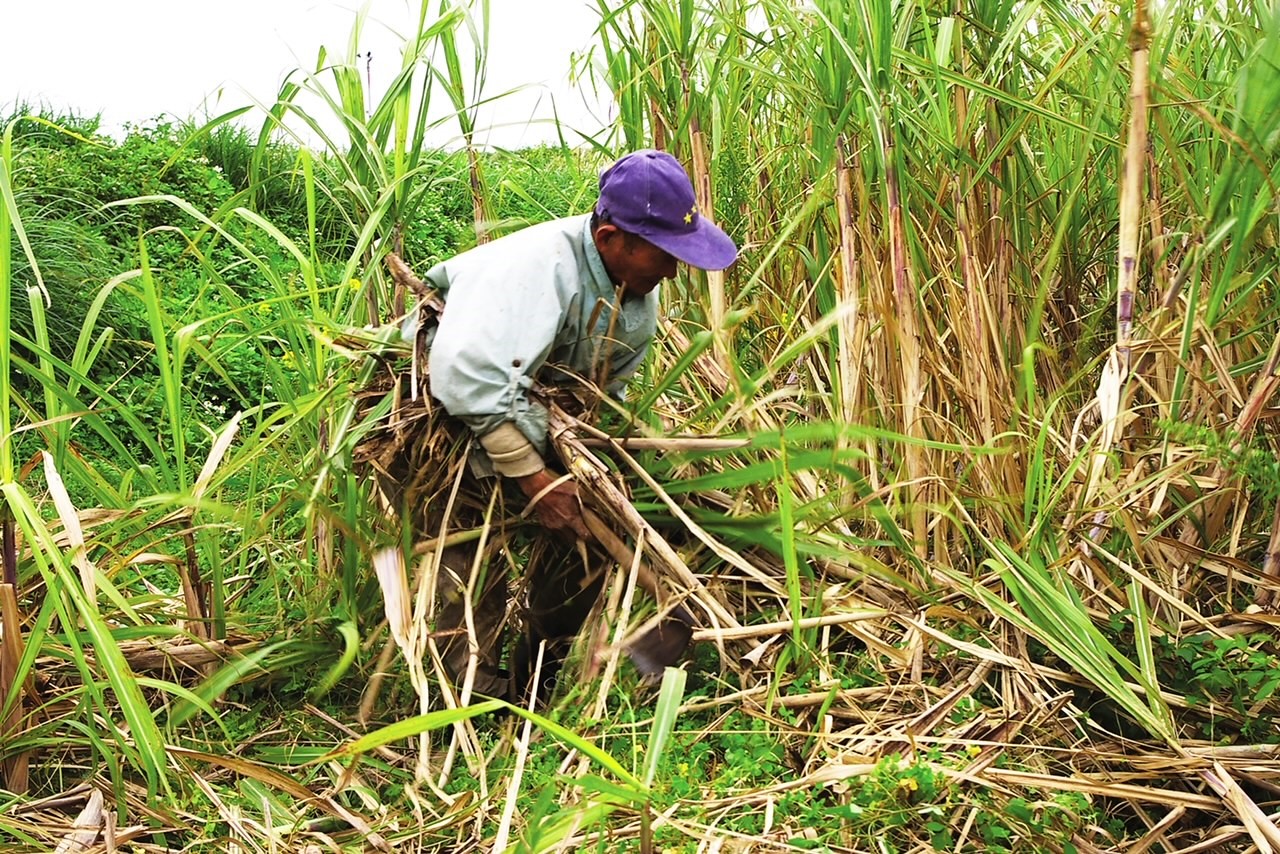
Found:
[626,604,695,678]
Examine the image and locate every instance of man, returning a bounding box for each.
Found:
[422,150,737,702]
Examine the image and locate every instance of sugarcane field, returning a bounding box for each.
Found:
[2,0,1280,850]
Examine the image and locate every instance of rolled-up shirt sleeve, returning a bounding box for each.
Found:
[477,422,545,477]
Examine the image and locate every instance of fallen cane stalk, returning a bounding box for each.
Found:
[578,436,751,451]
[549,403,740,630]
[580,508,665,606]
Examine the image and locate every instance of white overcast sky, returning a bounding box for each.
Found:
[4,0,613,148]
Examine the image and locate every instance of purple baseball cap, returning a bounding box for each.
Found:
[595,150,738,271]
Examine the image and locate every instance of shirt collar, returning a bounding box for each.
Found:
[581,214,617,298]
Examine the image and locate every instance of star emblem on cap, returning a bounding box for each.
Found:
[684,204,698,225]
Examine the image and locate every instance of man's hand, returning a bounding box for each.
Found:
[516,469,590,540]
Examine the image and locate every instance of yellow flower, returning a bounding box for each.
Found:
[348,278,362,292]
[257,302,273,316]
[897,776,919,792]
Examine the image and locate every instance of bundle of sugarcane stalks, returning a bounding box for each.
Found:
[350,253,755,713]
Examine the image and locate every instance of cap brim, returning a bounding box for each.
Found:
[645,219,738,271]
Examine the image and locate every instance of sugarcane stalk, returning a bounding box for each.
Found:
[179,531,209,645]
[1080,1,1151,515]
[580,508,665,606]
[0,583,30,793]
[35,636,260,674]
[684,57,728,374]
[580,507,695,676]
[834,134,861,424]
[2,513,14,587]
[884,107,927,557]
[648,23,668,151]
[950,3,1000,447]
[385,251,441,308]
[1116,2,1151,371]
[465,145,491,245]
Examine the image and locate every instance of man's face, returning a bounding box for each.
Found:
[594,224,679,298]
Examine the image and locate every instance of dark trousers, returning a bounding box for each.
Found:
[433,493,605,705]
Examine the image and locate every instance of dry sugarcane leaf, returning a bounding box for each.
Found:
[373,547,411,653]
[169,747,393,852]
[41,452,96,609]
[693,610,889,643]
[1201,761,1280,853]
[740,636,778,666]
[191,412,243,503]
[51,788,103,854]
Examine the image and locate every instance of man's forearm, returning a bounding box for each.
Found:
[513,468,555,498]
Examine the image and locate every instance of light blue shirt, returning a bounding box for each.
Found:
[426,214,659,452]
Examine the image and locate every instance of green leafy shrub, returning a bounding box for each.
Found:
[1159,631,1280,741]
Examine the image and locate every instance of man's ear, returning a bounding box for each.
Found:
[593,222,626,286]
[593,222,623,249]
